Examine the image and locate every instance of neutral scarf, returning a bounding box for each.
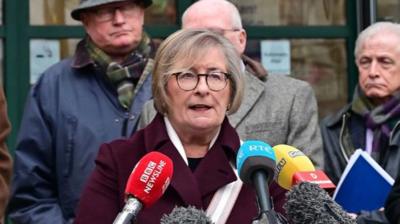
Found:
[86,32,154,109]
[351,85,400,160]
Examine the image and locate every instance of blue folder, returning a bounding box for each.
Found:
[333,149,395,213]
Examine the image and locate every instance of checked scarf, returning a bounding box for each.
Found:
[351,85,400,160]
[86,32,154,109]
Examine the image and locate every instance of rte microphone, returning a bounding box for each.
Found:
[160,206,214,224]
[284,182,356,224]
[273,144,335,193]
[236,140,280,224]
[113,151,174,224]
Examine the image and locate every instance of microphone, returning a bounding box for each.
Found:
[236,140,280,223]
[273,144,335,193]
[284,182,356,224]
[113,151,174,224]
[160,206,214,224]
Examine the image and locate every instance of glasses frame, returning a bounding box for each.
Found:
[88,3,141,22]
[172,71,231,92]
[208,28,241,35]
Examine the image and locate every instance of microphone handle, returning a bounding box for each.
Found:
[113,197,143,224]
[253,171,272,213]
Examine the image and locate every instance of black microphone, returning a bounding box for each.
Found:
[236,140,281,224]
[160,206,214,224]
[284,182,357,224]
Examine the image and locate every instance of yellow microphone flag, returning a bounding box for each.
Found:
[273,144,315,190]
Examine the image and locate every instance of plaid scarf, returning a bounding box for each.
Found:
[351,85,400,160]
[86,32,154,109]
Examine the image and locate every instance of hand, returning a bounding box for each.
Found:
[347,213,358,219]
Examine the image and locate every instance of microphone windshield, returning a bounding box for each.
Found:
[160,206,214,224]
[236,140,276,185]
[284,182,356,224]
[272,144,315,190]
[125,151,173,207]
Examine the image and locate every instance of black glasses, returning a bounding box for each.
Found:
[172,70,230,91]
[89,3,141,22]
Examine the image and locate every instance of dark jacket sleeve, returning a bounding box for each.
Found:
[0,87,12,220]
[74,143,121,224]
[7,81,70,224]
[385,175,400,224]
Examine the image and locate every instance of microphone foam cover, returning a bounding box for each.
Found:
[284,182,356,224]
[160,206,214,224]
[272,144,315,190]
[236,140,276,185]
[125,151,173,207]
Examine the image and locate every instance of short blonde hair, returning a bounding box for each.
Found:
[152,29,244,115]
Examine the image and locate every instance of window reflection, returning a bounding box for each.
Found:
[30,0,80,25]
[30,0,177,25]
[377,0,400,22]
[0,0,2,25]
[145,0,176,25]
[231,0,345,26]
[30,39,80,84]
[245,39,347,118]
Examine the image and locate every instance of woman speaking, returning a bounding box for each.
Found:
[74,29,261,223]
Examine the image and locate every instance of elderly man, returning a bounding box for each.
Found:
[8,0,154,223]
[139,0,323,168]
[321,22,400,223]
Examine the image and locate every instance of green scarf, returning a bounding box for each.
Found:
[86,32,154,109]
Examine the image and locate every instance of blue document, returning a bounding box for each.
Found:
[333,149,395,213]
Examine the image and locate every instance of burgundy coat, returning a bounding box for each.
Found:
[74,113,261,223]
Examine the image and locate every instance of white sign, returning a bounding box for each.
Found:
[261,40,291,75]
[30,40,60,84]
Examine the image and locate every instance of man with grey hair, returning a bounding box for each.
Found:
[321,21,400,223]
[139,0,323,168]
[8,0,154,223]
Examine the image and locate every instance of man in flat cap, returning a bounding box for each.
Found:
[8,0,154,223]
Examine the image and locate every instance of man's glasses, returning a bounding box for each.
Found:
[208,28,241,35]
[172,70,230,91]
[89,3,141,22]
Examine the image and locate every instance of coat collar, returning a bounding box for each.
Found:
[142,113,240,208]
[228,70,265,127]
[71,38,96,69]
[323,103,352,127]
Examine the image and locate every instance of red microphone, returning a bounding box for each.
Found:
[113,151,174,224]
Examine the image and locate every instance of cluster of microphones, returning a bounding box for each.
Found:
[112,141,357,224]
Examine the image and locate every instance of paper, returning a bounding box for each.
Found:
[30,39,60,84]
[260,40,290,75]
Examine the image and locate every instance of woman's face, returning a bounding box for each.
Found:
[165,48,231,134]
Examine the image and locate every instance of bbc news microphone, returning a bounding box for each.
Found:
[236,140,284,224]
[272,144,335,193]
[160,206,214,224]
[284,182,356,224]
[113,151,174,224]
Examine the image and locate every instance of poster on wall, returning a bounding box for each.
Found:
[261,40,291,75]
[30,39,60,84]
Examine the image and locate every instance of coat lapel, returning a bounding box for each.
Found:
[159,142,204,207]
[142,114,240,209]
[194,143,237,198]
[229,71,265,127]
